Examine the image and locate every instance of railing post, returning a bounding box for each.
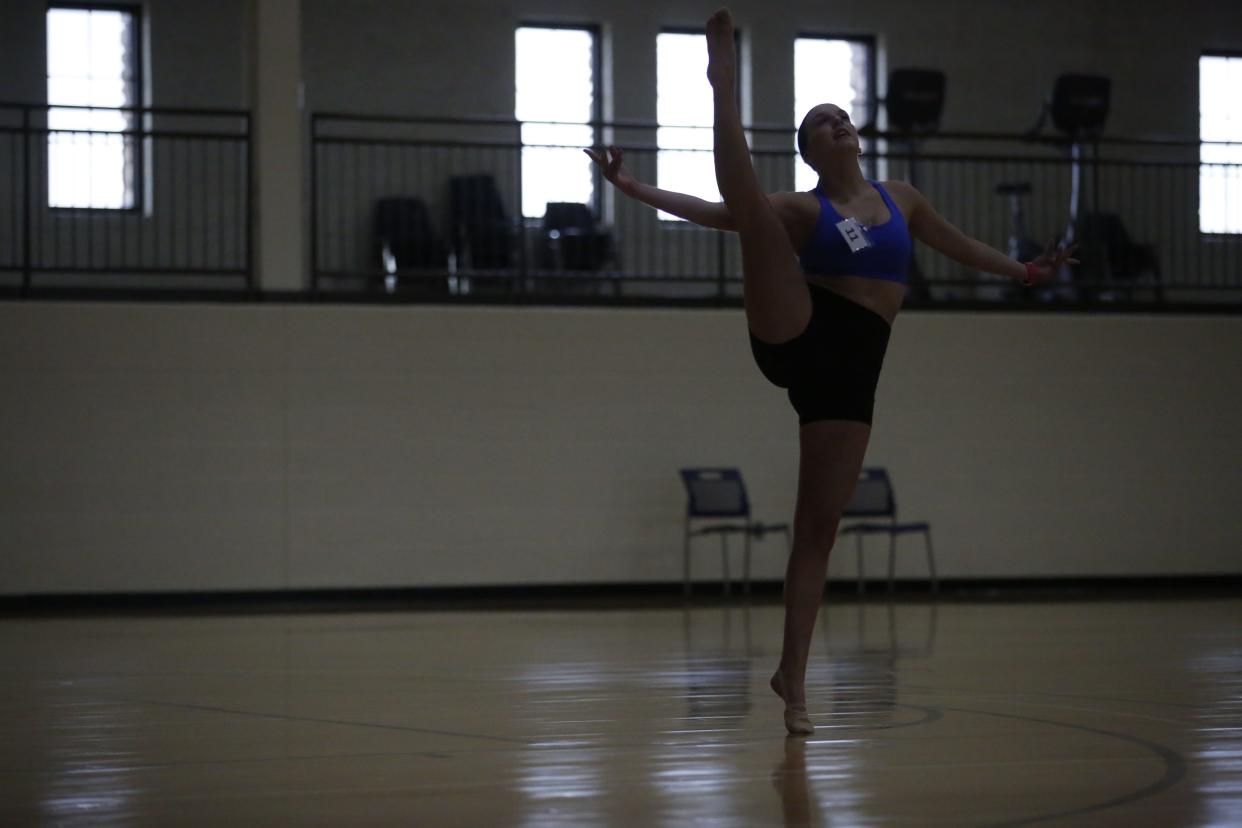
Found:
[309,112,317,294]
[21,105,31,296]
[245,112,256,296]
[515,120,528,296]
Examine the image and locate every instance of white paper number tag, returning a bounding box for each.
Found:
[835,217,874,253]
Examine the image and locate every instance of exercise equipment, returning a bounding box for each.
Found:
[995,182,1044,264]
[1026,74,1112,301]
[885,68,946,189]
[884,68,946,300]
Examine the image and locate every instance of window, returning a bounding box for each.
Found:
[46,4,140,209]
[1200,53,1242,234]
[793,36,875,193]
[515,25,598,219]
[656,30,726,222]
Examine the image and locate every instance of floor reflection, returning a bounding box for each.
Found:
[2,597,1237,826]
[817,599,938,729]
[769,735,879,828]
[771,737,818,827]
[681,605,754,726]
[674,597,942,826]
[1190,646,1242,827]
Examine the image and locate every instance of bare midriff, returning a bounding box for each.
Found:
[804,273,904,326]
[782,188,907,326]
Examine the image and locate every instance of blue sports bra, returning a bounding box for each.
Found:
[798,180,912,284]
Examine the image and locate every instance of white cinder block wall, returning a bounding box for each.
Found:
[1,302,1239,595]
[0,0,1240,594]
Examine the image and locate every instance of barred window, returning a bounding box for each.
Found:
[656,30,725,222]
[46,4,140,210]
[794,36,875,194]
[515,25,598,219]
[1200,54,1242,234]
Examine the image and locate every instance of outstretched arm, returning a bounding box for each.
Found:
[586,145,795,233]
[585,145,734,229]
[629,181,737,230]
[891,180,1077,285]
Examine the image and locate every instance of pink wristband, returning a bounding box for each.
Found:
[1022,262,1039,286]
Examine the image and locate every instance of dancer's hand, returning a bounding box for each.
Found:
[584,146,637,195]
[1023,241,1080,286]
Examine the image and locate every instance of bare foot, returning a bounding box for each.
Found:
[705,8,736,89]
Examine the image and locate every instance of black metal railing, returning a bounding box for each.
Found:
[1,103,252,293]
[311,113,1242,308]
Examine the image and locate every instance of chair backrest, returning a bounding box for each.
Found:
[449,175,508,225]
[842,467,896,518]
[1076,211,1137,281]
[679,468,750,518]
[1080,211,1131,249]
[543,202,596,233]
[374,197,440,264]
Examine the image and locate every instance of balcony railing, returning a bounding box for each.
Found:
[5,106,1237,308]
[0,103,252,294]
[311,113,1242,309]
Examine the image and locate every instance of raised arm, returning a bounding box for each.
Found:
[585,145,732,228]
[585,145,795,233]
[890,180,1078,285]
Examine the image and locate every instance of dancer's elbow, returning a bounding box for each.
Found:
[712,205,739,231]
[688,202,736,231]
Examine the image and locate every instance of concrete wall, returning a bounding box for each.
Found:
[300,0,1242,134]
[0,0,249,107]
[0,0,251,289]
[1,300,1240,595]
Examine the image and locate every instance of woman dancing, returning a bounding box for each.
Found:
[587,8,1076,735]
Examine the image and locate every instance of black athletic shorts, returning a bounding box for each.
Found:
[748,282,892,426]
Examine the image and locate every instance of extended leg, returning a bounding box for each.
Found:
[706,9,811,344]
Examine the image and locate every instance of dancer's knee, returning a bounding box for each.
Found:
[794,507,841,548]
[791,525,838,561]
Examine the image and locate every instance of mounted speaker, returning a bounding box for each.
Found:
[1050,74,1110,138]
[886,69,946,135]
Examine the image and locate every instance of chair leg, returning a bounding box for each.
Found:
[856,533,865,594]
[925,529,939,594]
[743,526,752,597]
[721,534,730,597]
[887,532,897,593]
[684,524,691,598]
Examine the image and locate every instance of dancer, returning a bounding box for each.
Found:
[587,8,1076,735]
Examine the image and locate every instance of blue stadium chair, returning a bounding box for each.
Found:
[839,467,939,594]
[679,468,791,597]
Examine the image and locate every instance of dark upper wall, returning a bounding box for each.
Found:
[299,0,1242,141]
[0,0,248,108]
[2,0,1239,136]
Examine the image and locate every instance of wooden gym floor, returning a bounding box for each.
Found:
[0,593,1239,826]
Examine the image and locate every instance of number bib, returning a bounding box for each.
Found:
[835,217,874,253]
